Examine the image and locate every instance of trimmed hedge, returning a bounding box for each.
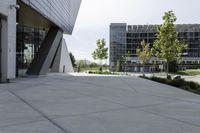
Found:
[140,75,200,94]
[88,71,119,75]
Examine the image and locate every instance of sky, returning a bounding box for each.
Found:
[64,0,200,62]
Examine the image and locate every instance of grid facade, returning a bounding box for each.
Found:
[110,23,127,68]
[110,23,200,71]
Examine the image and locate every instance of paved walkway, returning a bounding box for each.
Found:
[182,75,200,84]
[0,73,200,133]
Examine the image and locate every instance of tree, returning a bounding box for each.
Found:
[168,60,179,72]
[152,10,187,74]
[116,60,121,72]
[77,60,88,68]
[92,38,108,72]
[136,40,152,72]
[89,62,99,67]
[69,52,76,67]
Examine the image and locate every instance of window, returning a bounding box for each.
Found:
[17,25,47,68]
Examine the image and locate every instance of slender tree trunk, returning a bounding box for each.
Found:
[99,59,102,72]
[143,64,145,74]
[166,61,169,76]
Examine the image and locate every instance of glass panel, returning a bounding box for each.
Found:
[16,25,47,69]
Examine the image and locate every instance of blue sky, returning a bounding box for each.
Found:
[64,0,200,61]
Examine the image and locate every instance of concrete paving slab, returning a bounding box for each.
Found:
[54,108,200,133]
[24,96,125,117]
[139,101,200,127]
[0,120,63,133]
[0,92,45,128]
[0,74,200,133]
[99,93,176,107]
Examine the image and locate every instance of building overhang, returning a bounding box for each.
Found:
[19,0,82,34]
[17,1,55,30]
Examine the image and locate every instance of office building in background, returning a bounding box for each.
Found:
[110,23,200,72]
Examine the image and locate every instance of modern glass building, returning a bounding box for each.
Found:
[0,0,81,82]
[110,23,200,72]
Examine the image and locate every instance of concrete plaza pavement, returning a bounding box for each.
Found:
[0,73,200,133]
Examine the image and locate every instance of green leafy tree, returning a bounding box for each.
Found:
[92,38,108,72]
[152,10,187,74]
[69,52,76,67]
[136,40,152,72]
[89,62,99,67]
[77,60,88,68]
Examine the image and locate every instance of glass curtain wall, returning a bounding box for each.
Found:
[16,25,47,69]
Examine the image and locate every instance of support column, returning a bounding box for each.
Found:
[51,38,74,73]
[0,4,17,83]
[27,27,63,75]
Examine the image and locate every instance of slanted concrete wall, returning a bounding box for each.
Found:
[51,38,74,73]
[0,0,16,82]
[26,27,63,75]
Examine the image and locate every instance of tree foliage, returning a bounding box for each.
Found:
[77,60,88,68]
[69,52,76,67]
[92,38,108,64]
[89,62,99,67]
[92,39,108,60]
[92,38,108,72]
[152,10,187,73]
[136,40,152,65]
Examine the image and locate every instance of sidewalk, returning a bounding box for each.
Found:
[0,74,200,133]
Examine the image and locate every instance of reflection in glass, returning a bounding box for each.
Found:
[16,25,47,69]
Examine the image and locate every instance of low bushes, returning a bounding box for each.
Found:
[88,71,119,75]
[140,75,200,94]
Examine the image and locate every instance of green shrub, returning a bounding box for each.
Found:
[88,71,94,74]
[168,79,185,87]
[150,76,168,84]
[140,75,200,95]
[181,85,191,91]
[167,75,172,80]
[187,81,200,90]
[139,75,149,79]
[88,71,119,75]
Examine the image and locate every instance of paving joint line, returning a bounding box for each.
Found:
[137,108,200,128]
[49,100,176,120]
[6,89,69,133]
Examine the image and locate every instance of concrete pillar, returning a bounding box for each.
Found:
[0,0,17,82]
[26,27,63,75]
[51,38,74,73]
